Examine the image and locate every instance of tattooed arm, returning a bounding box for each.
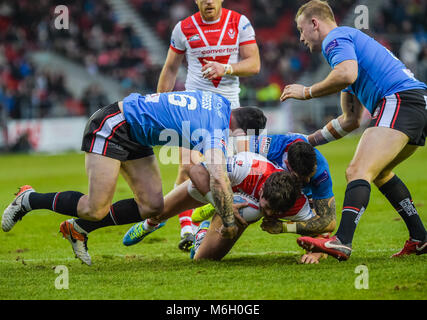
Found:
[295,197,336,236]
[261,197,336,236]
[203,148,238,239]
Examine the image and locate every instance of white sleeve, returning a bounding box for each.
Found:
[238,15,256,45]
[227,152,253,186]
[170,21,186,53]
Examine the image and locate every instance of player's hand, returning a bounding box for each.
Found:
[232,202,249,227]
[260,218,282,234]
[280,84,306,102]
[220,224,239,239]
[300,252,327,264]
[201,59,226,80]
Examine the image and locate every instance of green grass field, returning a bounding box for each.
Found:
[0,135,426,300]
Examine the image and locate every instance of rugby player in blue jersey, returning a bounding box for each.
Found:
[281,0,427,260]
[2,90,266,265]
[246,135,336,237]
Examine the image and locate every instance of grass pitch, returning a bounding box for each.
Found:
[0,135,426,300]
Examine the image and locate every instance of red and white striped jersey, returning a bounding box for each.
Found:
[227,152,315,222]
[170,8,256,108]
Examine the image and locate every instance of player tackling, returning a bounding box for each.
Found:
[281,0,427,260]
[2,90,266,265]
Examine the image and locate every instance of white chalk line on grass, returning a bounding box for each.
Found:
[0,248,400,264]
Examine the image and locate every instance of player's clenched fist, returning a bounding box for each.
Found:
[260,218,282,234]
[201,59,232,80]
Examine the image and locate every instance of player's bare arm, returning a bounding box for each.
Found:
[295,197,336,236]
[280,60,358,101]
[308,92,365,146]
[202,43,260,80]
[157,48,185,92]
[260,196,336,236]
[203,148,237,239]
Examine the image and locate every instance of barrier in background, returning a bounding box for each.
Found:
[7,117,87,153]
[3,105,293,154]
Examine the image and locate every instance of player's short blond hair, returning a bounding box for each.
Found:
[295,0,336,23]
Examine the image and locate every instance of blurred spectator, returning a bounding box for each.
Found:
[0,0,158,120]
[132,0,357,107]
[1,0,425,121]
[81,83,109,116]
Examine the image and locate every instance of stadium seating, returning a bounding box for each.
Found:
[1,0,426,121]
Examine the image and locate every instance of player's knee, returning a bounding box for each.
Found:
[140,195,164,217]
[346,163,375,183]
[373,171,394,188]
[345,162,365,182]
[85,205,110,221]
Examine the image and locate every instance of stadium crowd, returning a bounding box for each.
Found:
[0,0,426,120]
[372,0,427,83]
[0,0,154,119]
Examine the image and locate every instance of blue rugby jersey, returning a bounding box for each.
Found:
[248,133,334,200]
[322,26,426,113]
[122,90,231,155]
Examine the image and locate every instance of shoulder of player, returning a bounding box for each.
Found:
[322,26,357,52]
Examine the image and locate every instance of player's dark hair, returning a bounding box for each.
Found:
[232,107,267,135]
[287,142,317,178]
[262,171,301,214]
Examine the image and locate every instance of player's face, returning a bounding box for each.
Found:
[259,189,280,218]
[196,0,224,21]
[296,15,322,52]
[300,165,317,185]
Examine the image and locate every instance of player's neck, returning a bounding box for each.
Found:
[320,22,338,42]
[200,8,223,24]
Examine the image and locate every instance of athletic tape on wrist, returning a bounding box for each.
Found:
[223,64,233,75]
[283,222,296,233]
[320,125,336,142]
[331,118,349,137]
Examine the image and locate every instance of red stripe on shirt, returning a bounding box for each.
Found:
[239,40,257,46]
[170,45,185,54]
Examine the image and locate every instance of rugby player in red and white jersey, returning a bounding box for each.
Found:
[156,0,261,251]
[188,152,331,264]
[138,152,331,264]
